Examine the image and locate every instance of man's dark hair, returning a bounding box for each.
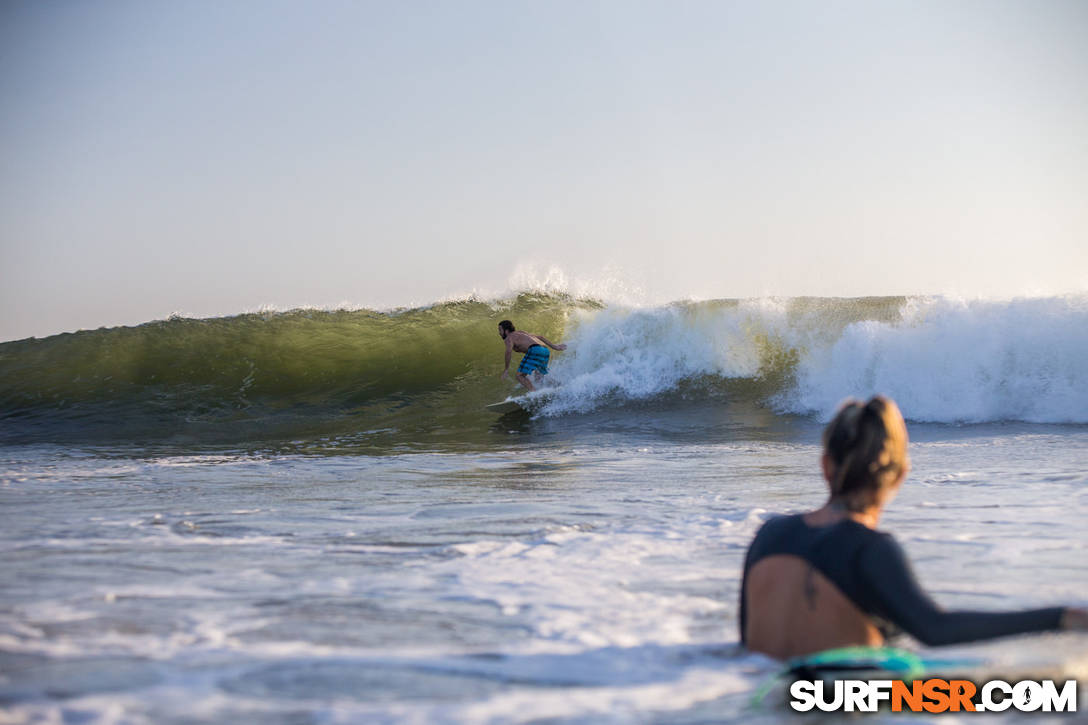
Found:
[498,320,515,333]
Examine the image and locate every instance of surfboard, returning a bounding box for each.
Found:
[487,388,557,414]
[747,645,1064,710]
[486,399,528,414]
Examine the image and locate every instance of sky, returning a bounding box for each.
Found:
[1,0,1086,341]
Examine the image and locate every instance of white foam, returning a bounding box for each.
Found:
[785,295,1088,422]
[451,666,750,723]
[438,524,728,652]
[536,293,1088,423]
[540,301,764,415]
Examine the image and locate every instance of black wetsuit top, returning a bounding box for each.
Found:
[740,514,1063,647]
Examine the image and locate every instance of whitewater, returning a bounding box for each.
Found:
[1,292,1087,723]
[540,294,1088,423]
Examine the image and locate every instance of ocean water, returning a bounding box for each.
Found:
[2,293,1087,723]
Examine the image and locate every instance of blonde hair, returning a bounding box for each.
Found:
[822,395,910,511]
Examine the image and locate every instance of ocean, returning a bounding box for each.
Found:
[1,293,1086,723]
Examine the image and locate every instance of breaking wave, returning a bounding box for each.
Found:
[2,292,1085,444]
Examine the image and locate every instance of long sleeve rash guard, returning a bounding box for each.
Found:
[739,514,1063,647]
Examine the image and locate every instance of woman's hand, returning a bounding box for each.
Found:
[1060,608,1088,630]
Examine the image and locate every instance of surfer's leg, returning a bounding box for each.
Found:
[516,372,535,391]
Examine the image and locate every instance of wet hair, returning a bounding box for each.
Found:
[498,320,515,333]
[822,395,910,511]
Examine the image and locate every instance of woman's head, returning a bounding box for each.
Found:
[822,395,910,511]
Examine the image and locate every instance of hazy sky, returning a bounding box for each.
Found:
[2,0,1086,340]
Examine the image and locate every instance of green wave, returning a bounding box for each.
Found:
[0,293,582,420]
[0,293,912,445]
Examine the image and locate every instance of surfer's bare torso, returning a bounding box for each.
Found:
[497,321,567,392]
[505,330,547,354]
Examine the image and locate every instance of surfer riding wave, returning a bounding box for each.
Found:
[498,320,567,392]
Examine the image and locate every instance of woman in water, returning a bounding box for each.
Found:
[740,395,1087,659]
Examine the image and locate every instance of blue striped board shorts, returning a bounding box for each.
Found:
[518,345,550,375]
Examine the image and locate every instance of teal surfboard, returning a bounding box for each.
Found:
[750,646,984,708]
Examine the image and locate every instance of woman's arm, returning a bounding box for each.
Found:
[858,534,1065,646]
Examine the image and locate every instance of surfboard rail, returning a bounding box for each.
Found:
[485,399,527,414]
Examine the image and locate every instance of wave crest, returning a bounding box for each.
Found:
[2,293,1085,442]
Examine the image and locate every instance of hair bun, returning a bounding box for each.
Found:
[822,395,910,512]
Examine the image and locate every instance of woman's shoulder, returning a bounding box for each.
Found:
[753,512,804,537]
[748,513,809,553]
[750,512,902,553]
[834,519,902,552]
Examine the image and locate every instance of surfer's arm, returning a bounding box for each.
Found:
[859,534,1064,646]
[501,340,513,378]
[537,335,567,351]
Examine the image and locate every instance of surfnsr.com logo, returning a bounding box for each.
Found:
[790,679,1077,713]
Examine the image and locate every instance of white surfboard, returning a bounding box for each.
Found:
[485,398,528,414]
